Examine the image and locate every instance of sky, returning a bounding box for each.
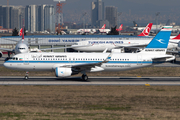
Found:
[1,0,180,25]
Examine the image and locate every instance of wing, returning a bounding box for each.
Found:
[114,44,148,49]
[0,48,13,52]
[61,53,112,71]
[2,38,19,42]
[39,45,92,51]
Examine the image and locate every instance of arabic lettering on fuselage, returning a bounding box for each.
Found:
[43,55,67,57]
[88,41,123,44]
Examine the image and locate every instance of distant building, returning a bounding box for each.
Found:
[0,6,2,27]
[105,6,117,27]
[91,0,104,27]
[44,5,55,33]
[2,6,12,29]
[10,6,25,30]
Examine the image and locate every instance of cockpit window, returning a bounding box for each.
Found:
[18,48,25,49]
[16,58,18,60]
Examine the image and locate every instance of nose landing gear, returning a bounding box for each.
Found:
[24,71,29,80]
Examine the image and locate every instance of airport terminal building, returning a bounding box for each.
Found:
[0,35,152,52]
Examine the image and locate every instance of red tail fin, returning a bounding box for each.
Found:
[138,23,153,36]
[116,24,123,31]
[19,28,23,36]
[101,24,106,29]
[172,34,180,39]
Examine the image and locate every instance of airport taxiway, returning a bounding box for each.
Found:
[0,77,180,85]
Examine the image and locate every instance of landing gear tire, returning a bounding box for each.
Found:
[82,74,88,81]
[24,76,29,80]
[24,71,29,80]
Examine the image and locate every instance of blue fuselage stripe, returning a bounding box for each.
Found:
[5,60,153,64]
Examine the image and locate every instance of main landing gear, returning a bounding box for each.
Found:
[82,74,88,81]
[24,71,29,80]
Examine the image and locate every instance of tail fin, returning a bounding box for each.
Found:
[116,24,123,31]
[140,26,172,54]
[101,24,106,29]
[172,34,180,39]
[19,28,23,36]
[138,23,153,36]
[133,21,138,27]
[22,19,24,42]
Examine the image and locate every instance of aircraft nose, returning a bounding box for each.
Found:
[3,62,10,68]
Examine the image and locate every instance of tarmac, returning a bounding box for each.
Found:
[0,76,180,86]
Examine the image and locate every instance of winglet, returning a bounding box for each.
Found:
[138,23,153,36]
[172,34,180,39]
[103,48,108,53]
[102,53,113,63]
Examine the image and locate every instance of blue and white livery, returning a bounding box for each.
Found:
[3,26,175,80]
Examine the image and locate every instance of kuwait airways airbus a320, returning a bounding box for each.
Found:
[4,26,174,81]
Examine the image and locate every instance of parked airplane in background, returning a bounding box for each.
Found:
[71,23,154,52]
[116,24,123,32]
[4,26,175,81]
[0,27,43,58]
[0,27,29,58]
[77,24,106,34]
[138,23,153,36]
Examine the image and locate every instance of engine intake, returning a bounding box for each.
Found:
[55,67,72,77]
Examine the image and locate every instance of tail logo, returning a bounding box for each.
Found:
[143,27,150,36]
[156,39,166,44]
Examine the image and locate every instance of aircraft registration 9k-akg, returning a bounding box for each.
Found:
[4,26,174,81]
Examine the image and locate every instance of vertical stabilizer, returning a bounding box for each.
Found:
[140,26,172,54]
[101,24,106,29]
[116,24,123,31]
[138,23,153,36]
[172,34,180,39]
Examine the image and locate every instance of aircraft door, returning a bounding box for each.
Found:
[137,55,142,65]
[24,54,29,65]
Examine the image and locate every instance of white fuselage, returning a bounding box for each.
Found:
[72,37,179,52]
[4,52,174,73]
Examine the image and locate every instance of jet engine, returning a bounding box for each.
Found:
[0,51,3,58]
[177,41,180,51]
[55,67,72,77]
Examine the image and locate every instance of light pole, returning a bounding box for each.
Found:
[82,12,87,34]
[118,12,122,35]
[156,12,160,34]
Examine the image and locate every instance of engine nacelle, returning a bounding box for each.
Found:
[177,41,180,51]
[55,67,72,77]
[0,51,3,58]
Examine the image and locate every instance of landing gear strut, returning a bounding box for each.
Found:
[82,74,88,81]
[24,71,29,80]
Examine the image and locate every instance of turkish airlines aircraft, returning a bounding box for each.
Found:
[77,24,106,34]
[4,26,174,81]
[0,27,29,58]
[116,24,123,32]
[138,23,153,36]
[71,23,180,52]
